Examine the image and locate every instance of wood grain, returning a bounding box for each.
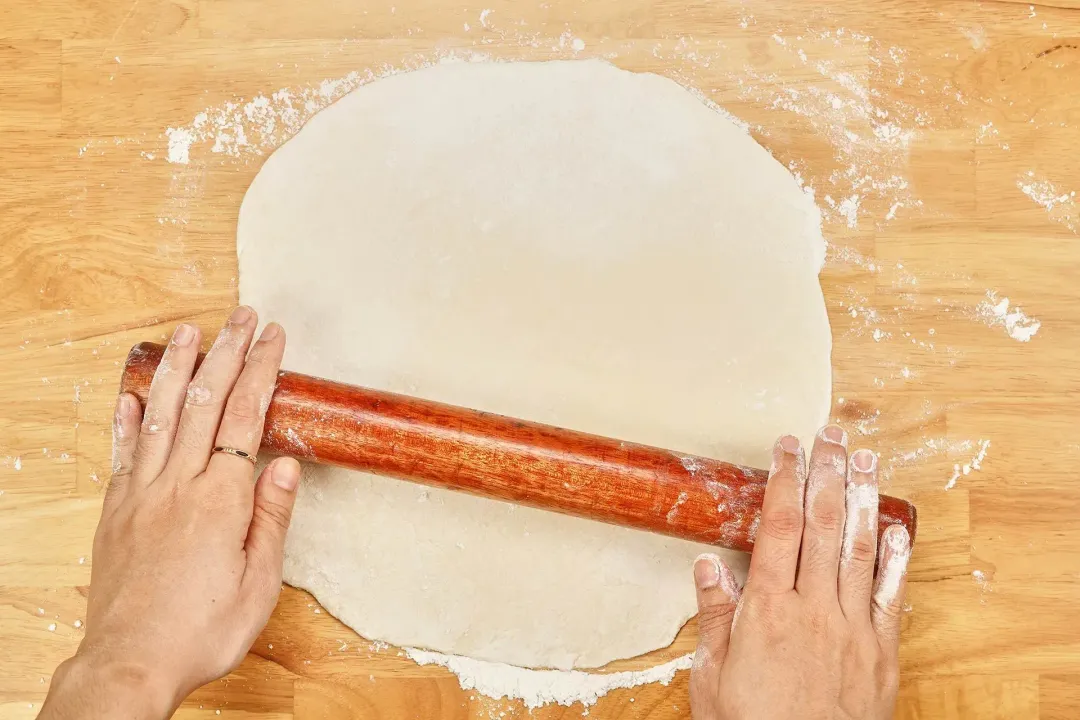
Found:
[2,0,1079,717]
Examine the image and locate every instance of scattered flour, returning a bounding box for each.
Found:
[884,436,991,488]
[852,408,881,436]
[975,290,1041,342]
[283,427,314,456]
[405,648,692,709]
[696,27,934,230]
[165,127,195,164]
[972,569,992,603]
[959,26,987,50]
[186,384,213,405]
[122,10,1045,671]
[944,439,990,490]
[666,491,690,524]
[1017,172,1077,234]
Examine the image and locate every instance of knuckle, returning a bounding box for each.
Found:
[245,342,276,365]
[184,382,215,407]
[768,465,795,486]
[110,452,132,477]
[808,503,844,533]
[697,601,736,636]
[253,498,293,532]
[762,505,803,541]
[225,389,265,423]
[845,535,878,566]
[874,595,905,619]
[140,409,172,435]
[812,446,847,477]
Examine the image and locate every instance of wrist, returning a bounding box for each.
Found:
[42,650,179,720]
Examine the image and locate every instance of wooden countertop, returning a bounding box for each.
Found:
[2,0,1079,717]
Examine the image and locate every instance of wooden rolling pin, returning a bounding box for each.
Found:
[121,342,916,552]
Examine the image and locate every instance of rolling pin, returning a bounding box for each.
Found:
[121,342,916,552]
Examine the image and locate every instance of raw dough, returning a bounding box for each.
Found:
[237,60,831,670]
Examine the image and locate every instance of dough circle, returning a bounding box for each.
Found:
[237,60,831,670]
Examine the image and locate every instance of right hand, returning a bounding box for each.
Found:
[689,426,912,720]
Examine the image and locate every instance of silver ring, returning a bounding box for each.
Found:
[213,446,257,465]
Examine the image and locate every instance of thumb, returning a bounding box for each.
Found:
[243,457,301,610]
[692,553,741,671]
[871,525,912,654]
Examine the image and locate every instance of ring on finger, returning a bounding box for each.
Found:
[212,446,257,465]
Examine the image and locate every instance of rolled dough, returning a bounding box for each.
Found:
[237,60,831,670]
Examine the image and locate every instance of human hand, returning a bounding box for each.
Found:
[689,427,912,720]
[40,307,300,720]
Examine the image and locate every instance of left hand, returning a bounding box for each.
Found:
[40,307,301,719]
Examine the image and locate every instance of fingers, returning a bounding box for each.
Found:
[747,435,806,592]
[166,307,259,480]
[690,553,740,702]
[131,323,201,486]
[871,525,912,655]
[103,393,142,513]
[241,457,301,619]
[795,426,849,598]
[206,323,286,483]
[838,449,880,619]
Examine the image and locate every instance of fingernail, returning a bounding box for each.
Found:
[881,524,910,555]
[821,425,847,447]
[851,449,877,473]
[779,435,800,454]
[116,393,134,416]
[260,323,281,341]
[230,306,253,325]
[172,323,195,346]
[694,554,722,589]
[272,458,300,491]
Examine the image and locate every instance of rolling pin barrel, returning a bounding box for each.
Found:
[120,342,916,552]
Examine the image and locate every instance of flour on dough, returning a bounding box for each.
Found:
[237,59,831,670]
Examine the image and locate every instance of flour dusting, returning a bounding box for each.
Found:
[405,648,692,709]
[884,437,989,488]
[1017,172,1077,234]
[944,439,990,490]
[842,482,877,563]
[975,291,1041,342]
[164,71,376,164]
[165,127,195,164]
[872,528,910,608]
[972,569,992,603]
[125,7,1053,667]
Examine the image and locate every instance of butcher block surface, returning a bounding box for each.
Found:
[2,0,1080,717]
